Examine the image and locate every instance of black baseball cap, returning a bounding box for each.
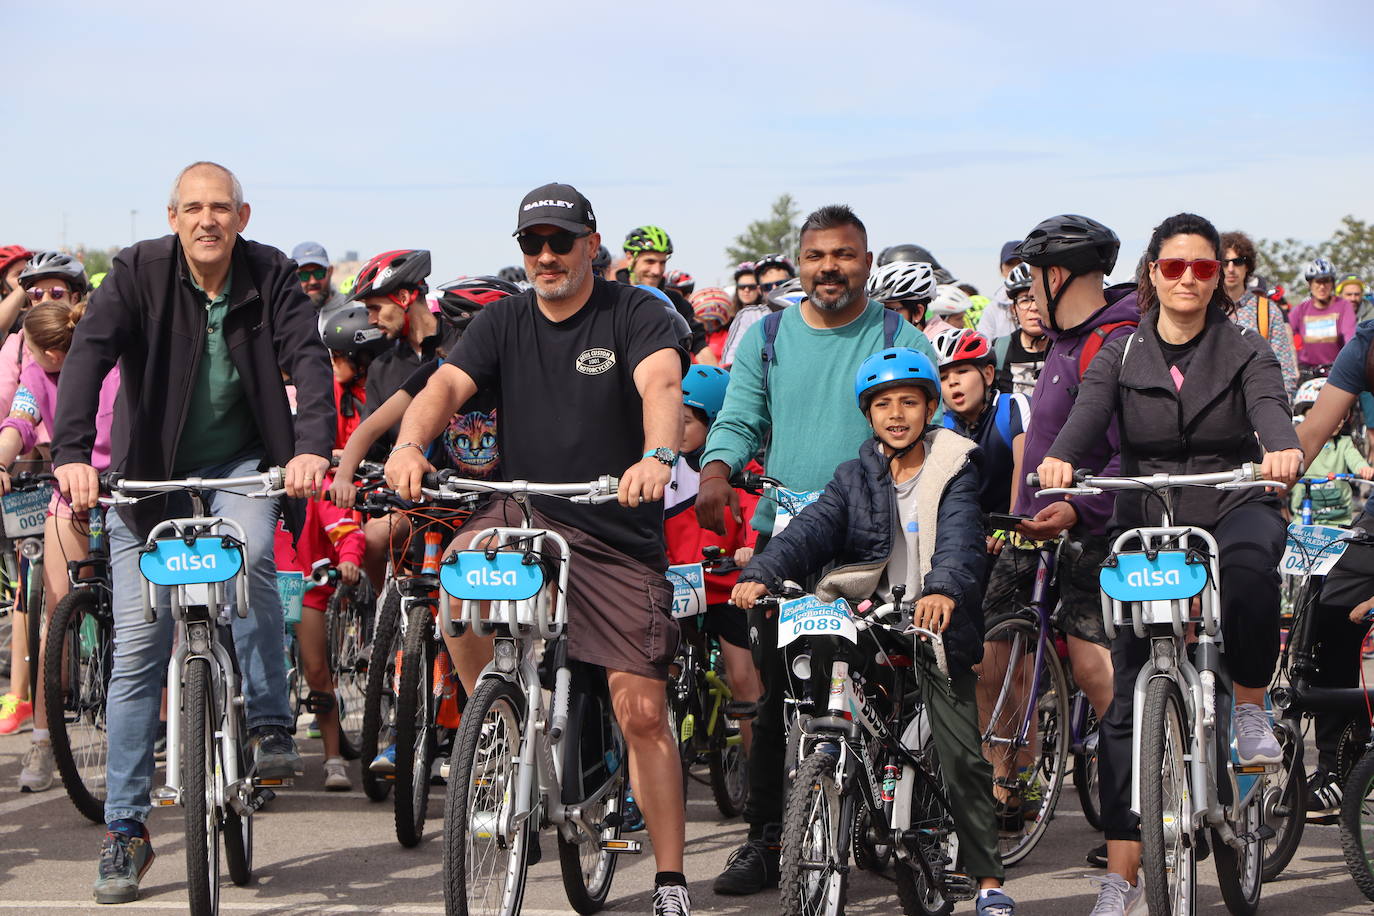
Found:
[999,240,1022,265]
[514,182,597,235]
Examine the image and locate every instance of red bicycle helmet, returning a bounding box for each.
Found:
[932,328,994,369]
[436,275,522,332]
[0,245,32,278]
[347,249,431,302]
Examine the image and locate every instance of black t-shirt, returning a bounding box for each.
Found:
[447,278,687,567]
[364,324,462,453]
[1160,334,1202,385]
[400,362,500,479]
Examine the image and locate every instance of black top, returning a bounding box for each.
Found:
[364,325,461,454]
[399,362,499,479]
[447,277,687,567]
[1159,333,1202,380]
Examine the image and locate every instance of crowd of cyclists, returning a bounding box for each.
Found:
[2,160,1374,916]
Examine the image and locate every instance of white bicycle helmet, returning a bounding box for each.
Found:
[1294,377,1326,411]
[1004,262,1033,297]
[1305,257,1336,282]
[766,277,806,310]
[867,260,937,303]
[929,284,972,317]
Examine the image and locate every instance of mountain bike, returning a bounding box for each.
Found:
[437,473,636,916]
[110,470,288,916]
[1035,466,1282,916]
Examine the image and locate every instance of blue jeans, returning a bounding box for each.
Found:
[103,455,292,825]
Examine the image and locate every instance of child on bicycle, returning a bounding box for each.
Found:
[1291,378,1373,526]
[730,347,1016,916]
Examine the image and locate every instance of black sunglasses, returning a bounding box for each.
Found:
[517,230,590,257]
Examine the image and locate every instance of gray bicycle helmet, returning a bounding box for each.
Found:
[875,243,955,284]
[320,304,388,356]
[19,250,88,295]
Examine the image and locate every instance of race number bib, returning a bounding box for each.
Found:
[1281,523,1350,577]
[1,485,51,539]
[777,595,857,648]
[769,487,821,535]
[667,564,707,619]
[1304,313,1338,344]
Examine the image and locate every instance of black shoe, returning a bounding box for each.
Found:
[1085,841,1107,868]
[1307,769,1342,817]
[250,725,303,779]
[713,827,781,895]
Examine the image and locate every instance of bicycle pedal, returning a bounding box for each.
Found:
[151,785,180,807]
[724,700,758,719]
[601,838,642,854]
[255,777,293,788]
[1233,763,1276,775]
[944,872,977,901]
[440,761,450,779]
[1235,825,1276,845]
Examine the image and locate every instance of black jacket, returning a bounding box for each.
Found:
[52,234,334,537]
[741,429,988,675]
[1048,304,1299,530]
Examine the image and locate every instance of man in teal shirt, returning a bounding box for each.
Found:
[698,204,937,895]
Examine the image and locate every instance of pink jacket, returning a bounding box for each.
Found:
[0,332,43,444]
[0,361,119,471]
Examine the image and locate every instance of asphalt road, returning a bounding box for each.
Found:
[2,720,1372,916]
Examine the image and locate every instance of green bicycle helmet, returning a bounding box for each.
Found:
[623,225,673,255]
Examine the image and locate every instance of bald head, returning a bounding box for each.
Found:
[169,161,243,210]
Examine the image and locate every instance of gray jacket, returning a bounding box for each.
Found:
[1047,304,1298,531]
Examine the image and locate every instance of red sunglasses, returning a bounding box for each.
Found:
[1155,258,1220,282]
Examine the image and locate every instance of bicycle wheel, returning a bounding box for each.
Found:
[443,676,528,916]
[664,656,693,799]
[1213,780,1263,915]
[978,616,1070,866]
[43,586,111,824]
[183,657,220,916]
[1261,719,1306,882]
[327,582,373,761]
[780,747,850,916]
[394,603,437,847]
[361,584,402,802]
[558,732,626,913]
[1073,704,1102,832]
[708,715,748,818]
[1140,676,1196,916]
[892,716,957,916]
[1340,745,1374,902]
[223,719,253,887]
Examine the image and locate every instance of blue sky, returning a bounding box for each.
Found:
[11,0,1374,294]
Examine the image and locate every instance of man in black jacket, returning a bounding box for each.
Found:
[52,161,334,905]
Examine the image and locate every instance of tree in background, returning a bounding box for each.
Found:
[75,246,113,278]
[725,193,801,265]
[1256,215,1374,290]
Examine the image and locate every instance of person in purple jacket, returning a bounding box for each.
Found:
[982,214,1132,868]
[1290,256,1357,380]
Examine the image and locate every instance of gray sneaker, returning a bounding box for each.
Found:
[93,827,156,904]
[1088,873,1143,915]
[1234,703,1282,766]
[19,738,55,792]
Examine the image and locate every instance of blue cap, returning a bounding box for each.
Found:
[1000,240,1022,265]
[291,241,330,268]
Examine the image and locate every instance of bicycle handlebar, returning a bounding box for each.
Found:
[1029,464,1286,498]
[420,471,621,505]
[1297,474,1374,491]
[101,470,285,505]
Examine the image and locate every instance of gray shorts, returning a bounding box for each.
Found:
[983,535,1110,648]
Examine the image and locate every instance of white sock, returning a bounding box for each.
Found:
[32,728,49,742]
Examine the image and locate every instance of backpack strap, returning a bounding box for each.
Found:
[1258,297,1270,340]
[993,391,1013,445]
[1078,319,1138,377]
[759,310,786,400]
[881,307,902,348]
[993,334,1012,369]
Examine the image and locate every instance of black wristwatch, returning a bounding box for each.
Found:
[643,447,678,467]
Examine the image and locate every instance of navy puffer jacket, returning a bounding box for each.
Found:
[741,427,988,674]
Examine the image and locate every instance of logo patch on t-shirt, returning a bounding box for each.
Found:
[575,348,616,375]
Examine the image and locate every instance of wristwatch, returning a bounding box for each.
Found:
[643,447,678,467]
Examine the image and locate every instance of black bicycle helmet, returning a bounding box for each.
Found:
[592,245,612,273]
[320,305,388,356]
[1014,215,1119,331]
[436,275,522,332]
[19,250,88,295]
[497,265,527,285]
[876,244,955,284]
[347,249,431,302]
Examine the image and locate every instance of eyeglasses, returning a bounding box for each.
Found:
[1154,258,1220,281]
[298,267,327,282]
[736,283,758,292]
[1014,294,1036,306]
[27,287,69,302]
[1221,257,1248,268]
[516,230,590,257]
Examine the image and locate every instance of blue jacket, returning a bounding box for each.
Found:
[741,428,988,674]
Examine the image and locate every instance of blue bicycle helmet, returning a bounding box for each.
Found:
[682,365,730,420]
[855,347,939,411]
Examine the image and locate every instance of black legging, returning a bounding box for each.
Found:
[1097,501,1285,840]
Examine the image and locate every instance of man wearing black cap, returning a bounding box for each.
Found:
[385,183,694,915]
[976,240,1025,339]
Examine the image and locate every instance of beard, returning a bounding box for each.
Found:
[305,288,327,307]
[809,272,856,312]
[535,257,589,301]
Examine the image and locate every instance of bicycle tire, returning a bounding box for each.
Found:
[183,657,220,916]
[327,582,373,761]
[394,602,437,847]
[1073,704,1102,832]
[1261,719,1306,882]
[1340,745,1374,903]
[557,727,626,913]
[708,717,748,818]
[892,713,956,916]
[665,656,693,800]
[1140,676,1196,916]
[22,551,45,704]
[780,748,849,916]
[978,616,1070,866]
[43,587,110,824]
[360,584,402,802]
[1213,781,1263,915]
[443,676,529,916]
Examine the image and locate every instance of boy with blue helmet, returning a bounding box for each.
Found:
[733,347,1017,916]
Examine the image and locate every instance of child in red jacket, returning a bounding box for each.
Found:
[274,477,365,791]
[665,366,764,751]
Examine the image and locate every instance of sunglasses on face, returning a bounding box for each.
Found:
[1154,258,1220,281]
[1221,257,1248,268]
[759,280,787,293]
[298,267,327,282]
[27,287,70,302]
[736,283,759,292]
[517,230,590,257]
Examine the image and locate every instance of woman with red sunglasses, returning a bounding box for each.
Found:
[1035,212,1302,910]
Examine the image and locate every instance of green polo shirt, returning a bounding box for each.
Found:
[173,268,262,475]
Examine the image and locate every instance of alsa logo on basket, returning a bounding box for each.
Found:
[465,568,521,587]
[1125,568,1181,589]
[165,553,218,572]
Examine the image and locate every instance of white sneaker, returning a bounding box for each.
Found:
[323,756,351,792]
[1088,873,1143,915]
[652,883,691,916]
[19,739,55,792]
[1234,703,1282,766]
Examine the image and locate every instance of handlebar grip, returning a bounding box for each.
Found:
[420,472,441,490]
[1026,473,1041,489]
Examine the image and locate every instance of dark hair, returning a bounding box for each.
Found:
[1219,230,1256,278]
[1136,212,1234,316]
[798,204,868,249]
